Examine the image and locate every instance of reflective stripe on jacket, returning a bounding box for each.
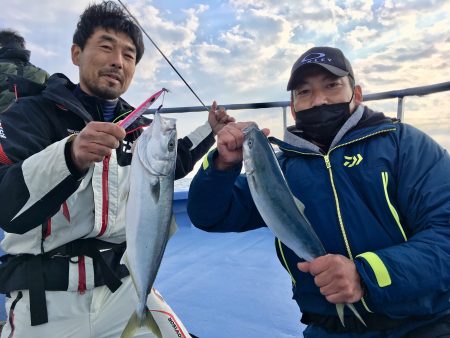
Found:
[187,105,450,322]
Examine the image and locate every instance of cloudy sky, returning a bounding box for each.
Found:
[2,0,449,156]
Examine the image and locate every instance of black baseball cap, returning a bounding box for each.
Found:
[287,46,354,90]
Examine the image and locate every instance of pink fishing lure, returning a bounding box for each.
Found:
[118,88,168,129]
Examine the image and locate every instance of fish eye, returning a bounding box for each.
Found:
[247,138,253,149]
[168,141,175,151]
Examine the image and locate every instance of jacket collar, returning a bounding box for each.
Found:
[271,105,396,154]
[41,73,133,123]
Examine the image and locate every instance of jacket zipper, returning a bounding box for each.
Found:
[279,128,396,312]
[324,151,378,313]
[98,155,110,237]
[323,153,353,258]
[278,128,396,259]
[77,255,86,294]
[324,128,397,259]
[322,131,397,314]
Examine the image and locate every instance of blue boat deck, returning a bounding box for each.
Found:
[154,190,304,337]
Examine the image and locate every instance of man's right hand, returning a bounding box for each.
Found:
[214,122,269,171]
[70,122,126,172]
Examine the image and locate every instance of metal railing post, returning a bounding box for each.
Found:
[397,97,405,121]
[282,106,287,131]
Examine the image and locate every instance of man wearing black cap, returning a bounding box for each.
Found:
[187,46,450,337]
[286,46,360,152]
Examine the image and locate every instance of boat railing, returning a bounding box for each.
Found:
[1,80,450,323]
[148,81,450,128]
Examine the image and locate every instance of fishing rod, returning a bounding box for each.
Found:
[117,0,209,113]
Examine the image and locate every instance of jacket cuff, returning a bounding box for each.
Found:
[187,121,213,150]
[64,136,88,180]
[356,252,392,288]
[202,148,242,174]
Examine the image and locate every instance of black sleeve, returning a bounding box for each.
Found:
[174,127,215,179]
[0,102,83,234]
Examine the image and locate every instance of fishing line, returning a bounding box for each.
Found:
[117,0,209,112]
[113,109,132,124]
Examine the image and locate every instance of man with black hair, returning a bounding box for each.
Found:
[0,1,231,337]
[0,29,49,113]
[187,46,450,337]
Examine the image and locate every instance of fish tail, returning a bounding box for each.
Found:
[120,308,162,338]
[120,311,139,338]
[336,303,345,327]
[335,303,367,327]
[143,307,163,338]
[346,303,366,327]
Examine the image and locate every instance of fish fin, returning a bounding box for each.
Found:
[169,214,178,238]
[335,303,367,328]
[150,177,160,203]
[336,303,345,327]
[144,307,163,338]
[119,252,139,292]
[346,303,366,327]
[249,175,258,194]
[120,250,128,267]
[293,196,306,214]
[120,311,140,338]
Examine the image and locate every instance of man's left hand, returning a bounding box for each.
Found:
[297,254,365,304]
[208,100,235,135]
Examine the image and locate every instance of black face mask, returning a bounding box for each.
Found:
[294,95,353,148]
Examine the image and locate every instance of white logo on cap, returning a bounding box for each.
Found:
[301,53,332,64]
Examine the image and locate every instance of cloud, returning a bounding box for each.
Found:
[128,2,200,57]
[386,47,438,62]
[345,26,379,49]
[26,43,58,58]
[1,0,449,150]
[368,64,399,73]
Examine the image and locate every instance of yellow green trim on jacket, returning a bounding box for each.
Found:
[357,252,392,287]
[382,171,407,241]
[202,150,214,170]
[277,239,296,285]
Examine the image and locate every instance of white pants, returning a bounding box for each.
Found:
[0,276,191,338]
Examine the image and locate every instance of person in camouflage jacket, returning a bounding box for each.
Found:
[0,29,49,113]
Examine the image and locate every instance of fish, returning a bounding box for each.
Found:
[120,111,179,338]
[242,123,366,328]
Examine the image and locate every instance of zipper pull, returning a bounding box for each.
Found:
[324,154,331,169]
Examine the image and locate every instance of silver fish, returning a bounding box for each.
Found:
[242,123,366,327]
[121,111,178,338]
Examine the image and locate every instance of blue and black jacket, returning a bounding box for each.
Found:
[187,105,450,335]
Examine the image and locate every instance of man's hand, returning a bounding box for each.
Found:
[208,101,235,135]
[70,122,126,172]
[214,122,270,171]
[297,254,364,304]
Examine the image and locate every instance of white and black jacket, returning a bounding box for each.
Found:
[0,73,215,324]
